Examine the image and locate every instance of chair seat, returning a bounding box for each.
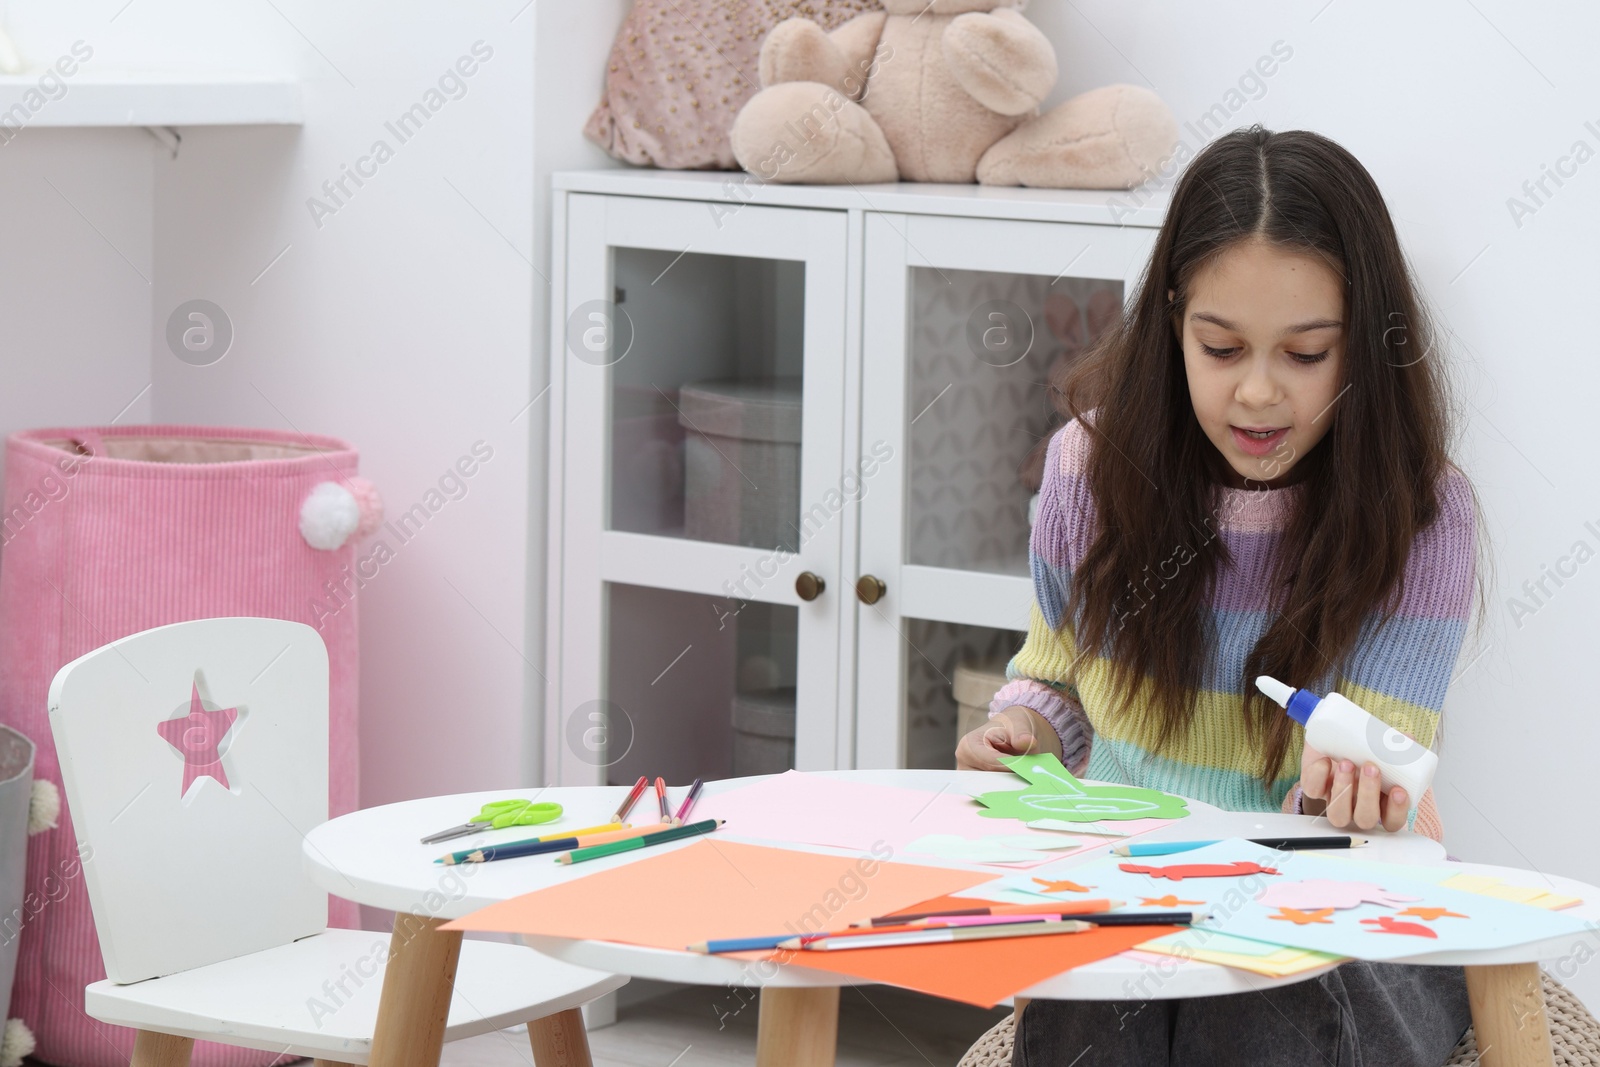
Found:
[84,928,627,1062]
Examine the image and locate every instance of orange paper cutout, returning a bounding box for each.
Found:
[741,924,1182,1007]
[440,839,991,949]
[1140,895,1205,907]
[1395,906,1470,921]
[1360,915,1438,938]
[1032,878,1096,893]
[1269,906,1335,925]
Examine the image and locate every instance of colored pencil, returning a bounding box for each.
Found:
[855,898,1121,928]
[655,776,670,823]
[783,919,1092,951]
[1112,836,1368,857]
[672,778,704,825]
[692,921,933,954]
[555,818,723,864]
[691,910,1205,954]
[610,776,649,824]
[437,824,652,865]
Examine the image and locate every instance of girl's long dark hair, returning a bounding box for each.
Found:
[1059,126,1452,788]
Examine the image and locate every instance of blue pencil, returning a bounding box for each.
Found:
[689,934,794,953]
[1113,835,1365,857]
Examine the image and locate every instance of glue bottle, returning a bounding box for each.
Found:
[1255,676,1437,809]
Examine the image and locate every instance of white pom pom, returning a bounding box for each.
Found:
[0,1018,35,1067]
[27,780,57,835]
[299,482,361,551]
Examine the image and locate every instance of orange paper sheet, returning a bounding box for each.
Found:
[740,924,1181,1007]
[440,839,994,947]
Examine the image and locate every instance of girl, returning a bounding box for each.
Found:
[956,126,1477,1066]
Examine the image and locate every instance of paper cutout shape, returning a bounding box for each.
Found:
[690,771,1037,853]
[1141,896,1205,907]
[901,835,1057,867]
[1032,877,1096,893]
[1136,930,1346,978]
[1395,906,1469,921]
[1360,915,1438,938]
[1256,879,1420,911]
[975,753,1191,823]
[1438,874,1582,911]
[1058,839,1598,962]
[1119,860,1279,882]
[1270,907,1336,925]
[156,678,238,795]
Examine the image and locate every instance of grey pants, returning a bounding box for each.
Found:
[1014,962,1472,1067]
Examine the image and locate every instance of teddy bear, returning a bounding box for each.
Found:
[729,0,1177,188]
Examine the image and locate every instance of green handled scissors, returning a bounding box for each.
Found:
[420,798,563,844]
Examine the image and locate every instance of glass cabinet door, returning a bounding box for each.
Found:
[855,212,1157,769]
[552,193,849,786]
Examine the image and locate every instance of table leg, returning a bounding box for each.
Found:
[528,1005,594,1067]
[1464,962,1555,1067]
[130,1031,194,1067]
[756,986,839,1067]
[367,912,464,1067]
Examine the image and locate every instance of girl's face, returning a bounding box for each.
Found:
[1174,238,1346,487]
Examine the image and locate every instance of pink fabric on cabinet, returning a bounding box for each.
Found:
[0,425,365,1067]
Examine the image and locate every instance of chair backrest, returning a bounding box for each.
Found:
[48,617,329,983]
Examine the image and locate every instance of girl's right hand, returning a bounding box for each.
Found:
[956,705,1063,770]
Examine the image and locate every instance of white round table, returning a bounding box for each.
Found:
[304,770,1591,1067]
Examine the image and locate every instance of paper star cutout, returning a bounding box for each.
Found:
[1360,915,1438,938]
[1395,906,1470,921]
[1269,906,1336,925]
[156,680,238,795]
[1032,877,1096,893]
[1140,896,1205,907]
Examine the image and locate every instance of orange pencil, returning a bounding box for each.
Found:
[655,776,670,823]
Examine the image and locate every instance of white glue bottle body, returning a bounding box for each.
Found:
[1255,676,1437,810]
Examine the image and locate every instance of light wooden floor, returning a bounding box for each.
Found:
[432,984,1008,1067]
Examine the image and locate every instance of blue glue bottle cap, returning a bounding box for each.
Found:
[1255,675,1320,725]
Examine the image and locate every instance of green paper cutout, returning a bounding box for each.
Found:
[975,753,1191,822]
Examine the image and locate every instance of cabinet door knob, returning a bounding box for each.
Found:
[795,572,826,601]
[855,575,886,605]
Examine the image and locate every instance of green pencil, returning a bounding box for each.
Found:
[555,818,724,864]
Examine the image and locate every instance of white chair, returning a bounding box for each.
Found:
[48,616,625,1066]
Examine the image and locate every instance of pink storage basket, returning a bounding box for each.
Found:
[0,425,377,1067]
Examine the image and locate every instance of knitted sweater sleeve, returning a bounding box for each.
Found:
[1285,468,1477,842]
[988,422,1096,775]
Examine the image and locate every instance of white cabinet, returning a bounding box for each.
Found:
[545,171,1163,787]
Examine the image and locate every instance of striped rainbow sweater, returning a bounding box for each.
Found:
[990,419,1475,840]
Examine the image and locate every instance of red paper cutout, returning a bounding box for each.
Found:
[1032,878,1096,893]
[155,679,238,795]
[1395,906,1470,921]
[1360,915,1438,938]
[1118,860,1279,882]
[1269,906,1335,925]
[1140,896,1205,907]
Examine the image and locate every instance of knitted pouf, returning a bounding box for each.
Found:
[0,426,380,1067]
[955,973,1600,1067]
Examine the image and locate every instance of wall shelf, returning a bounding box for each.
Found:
[0,69,301,128]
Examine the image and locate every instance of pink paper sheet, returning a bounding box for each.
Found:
[695,771,1171,860]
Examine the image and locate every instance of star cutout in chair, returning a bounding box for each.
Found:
[1140,895,1205,908]
[156,679,238,795]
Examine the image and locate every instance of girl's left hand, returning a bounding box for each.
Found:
[1299,742,1409,834]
